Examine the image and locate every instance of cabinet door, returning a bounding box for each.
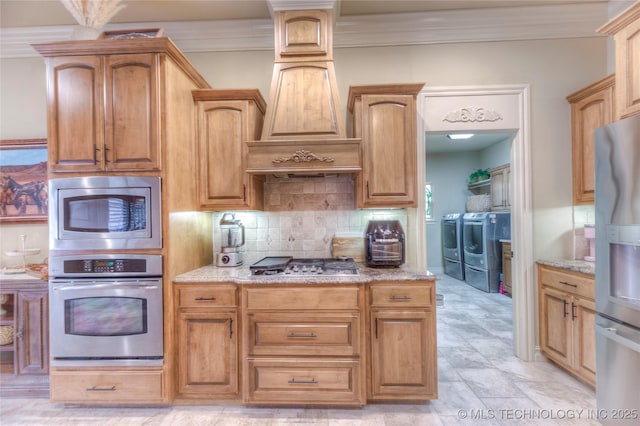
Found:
[360,94,416,207]
[46,56,105,172]
[572,297,596,386]
[176,311,238,397]
[104,54,160,171]
[196,101,250,209]
[502,243,512,296]
[570,80,614,204]
[369,310,436,400]
[16,291,48,375]
[539,286,572,369]
[490,165,510,211]
[614,17,640,119]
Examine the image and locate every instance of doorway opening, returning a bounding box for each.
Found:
[412,85,535,361]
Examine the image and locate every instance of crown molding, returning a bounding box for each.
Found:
[0,2,608,59]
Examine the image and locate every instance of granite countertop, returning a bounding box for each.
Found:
[174,263,437,284]
[537,259,595,276]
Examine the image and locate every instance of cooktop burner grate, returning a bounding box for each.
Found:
[249,257,358,276]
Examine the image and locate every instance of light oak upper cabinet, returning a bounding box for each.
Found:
[598,2,640,120]
[347,84,424,208]
[44,54,160,172]
[193,90,266,210]
[490,163,511,211]
[368,281,437,401]
[538,264,596,387]
[566,75,615,205]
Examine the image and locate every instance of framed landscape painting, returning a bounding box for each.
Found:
[0,139,48,224]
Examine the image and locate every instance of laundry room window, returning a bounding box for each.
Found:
[425,183,433,220]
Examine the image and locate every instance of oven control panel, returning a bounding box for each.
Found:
[66,258,146,274]
[49,254,163,278]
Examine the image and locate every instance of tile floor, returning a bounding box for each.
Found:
[0,275,598,425]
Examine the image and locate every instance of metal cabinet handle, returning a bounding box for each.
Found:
[389,295,412,301]
[563,300,568,318]
[93,144,98,164]
[559,281,577,288]
[86,386,116,392]
[103,145,109,164]
[195,297,216,301]
[287,332,317,338]
[571,302,577,320]
[288,377,317,385]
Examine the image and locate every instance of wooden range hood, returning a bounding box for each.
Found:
[245,8,361,175]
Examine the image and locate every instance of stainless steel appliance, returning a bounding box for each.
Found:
[250,257,359,276]
[49,254,163,366]
[49,176,162,250]
[365,220,405,267]
[216,212,245,267]
[594,113,640,423]
[462,212,511,293]
[442,213,465,280]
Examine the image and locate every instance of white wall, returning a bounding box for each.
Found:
[0,36,608,268]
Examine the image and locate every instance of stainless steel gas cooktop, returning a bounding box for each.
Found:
[249,257,359,276]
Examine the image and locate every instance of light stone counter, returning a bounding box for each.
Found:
[173,263,437,284]
[536,259,595,276]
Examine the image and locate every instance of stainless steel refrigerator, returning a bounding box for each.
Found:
[594,113,640,423]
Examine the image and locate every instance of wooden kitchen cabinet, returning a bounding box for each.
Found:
[193,90,266,210]
[348,84,424,208]
[0,281,49,397]
[44,53,160,172]
[502,241,512,297]
[598,2,640,120]
[566,75,615,204]
[242,284,366,406]
[50,368,164,404]
[34,38,210,174]
[367,281,437,401]
[174,283,239,400]
[538,264,596,387]
[490,163,511,211]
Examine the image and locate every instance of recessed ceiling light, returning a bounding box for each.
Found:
[447,133,474,140]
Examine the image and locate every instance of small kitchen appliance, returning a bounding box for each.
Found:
[365,220,405,267]
[583,224,595,262]
[216,213,245,267]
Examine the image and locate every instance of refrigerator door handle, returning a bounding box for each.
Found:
[595,323,640,353]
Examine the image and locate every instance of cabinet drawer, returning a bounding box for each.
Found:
[539,266,594,300]
[50,369,163,404]
[178,285,237,308]
[370,284,432,307]
[245,286,360,310]
[246,358,363,406]
[248,313,360,356]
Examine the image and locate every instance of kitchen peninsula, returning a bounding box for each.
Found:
[173,263,438,406]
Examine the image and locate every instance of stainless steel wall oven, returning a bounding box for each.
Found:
[48,254,163,366]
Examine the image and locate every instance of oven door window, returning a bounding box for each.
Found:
[65,296,147,336]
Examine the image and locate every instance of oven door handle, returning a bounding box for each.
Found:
[51,282,160,291]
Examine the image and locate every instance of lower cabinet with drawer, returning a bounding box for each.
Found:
[537,264,596,387]
[242,284,366,406]
[174,283,239,400]
[49,367,164,404]
[367,281,438,401]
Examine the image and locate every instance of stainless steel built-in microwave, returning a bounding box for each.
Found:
[49,176,162,250]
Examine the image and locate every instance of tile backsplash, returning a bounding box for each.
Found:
[573,204,595,261]
[212,175,407,263]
